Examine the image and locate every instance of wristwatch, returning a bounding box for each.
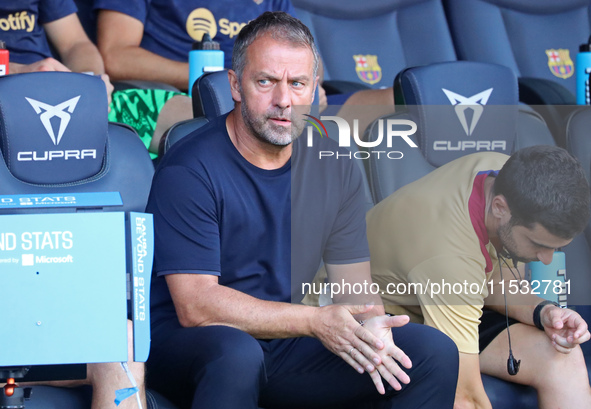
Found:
[533,299,560,331]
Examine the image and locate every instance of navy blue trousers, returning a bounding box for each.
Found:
[147,322,458,409]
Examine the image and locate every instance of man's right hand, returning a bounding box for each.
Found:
[10,58,70,74]
[454,353,493,409]
[311,304,412,394]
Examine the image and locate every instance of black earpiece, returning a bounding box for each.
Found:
[499,256,521,376]
[507,351,521,376]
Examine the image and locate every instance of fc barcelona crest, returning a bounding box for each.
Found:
[353,55,382,85]
[545,49,574,79]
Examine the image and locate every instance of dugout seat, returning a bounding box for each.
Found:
[564,108,591,319]
[444,0,591,145]
[445,0,591,99]
[291,0,457,92]
[191,69,234,120]
[0,72,177,409]
[364,61,558,409]
[365,61,555,203]
[168,60,591,409]
[158,70,233,157]
[566,108,591,247]
[153,43,591,409]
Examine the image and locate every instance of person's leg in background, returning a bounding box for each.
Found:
[87,320,147,409]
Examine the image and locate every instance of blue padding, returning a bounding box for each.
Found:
[472,0,590,14]
[294,0,456,87]
[292,0,423,19]
[0,122,154,214]
[397,61,517,167]
[566,107,591,182]
[399,61,518,105]
[192,70,233,120]
[445,0,591,96]
[0,72,108,184]
[482,375,538,409]
[162,118,210,155]
[565,107,591,273]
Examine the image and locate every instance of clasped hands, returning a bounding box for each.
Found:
[313,304,412,395]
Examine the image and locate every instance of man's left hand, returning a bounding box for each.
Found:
[361,314,413,393]
[541,305,591,353]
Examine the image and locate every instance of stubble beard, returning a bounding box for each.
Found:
[240,97,307,146]
[497,222,537,264]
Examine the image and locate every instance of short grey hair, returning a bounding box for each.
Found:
[232,11,319,83]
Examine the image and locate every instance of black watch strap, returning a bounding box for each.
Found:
[533,300,560,331]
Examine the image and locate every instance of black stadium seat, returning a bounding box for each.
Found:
[163,60,591,408]
[0,71,177,409]
[159,69,234,158]
[292,0,457,92]
[365,61,556,203]
[445,0,591,100]
[363,61,579,409]
[79,2,591,406]
[565,108,591,327]
[444,0,591,146]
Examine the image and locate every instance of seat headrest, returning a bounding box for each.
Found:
[395,61,518,167]
[0,72,108,184]
[474,0,589,14]
[292,0,423,19]
[192,70,234,120]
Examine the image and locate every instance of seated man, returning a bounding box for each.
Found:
[95,0,395,154]
[2,0,113,101]
[145,11,458,409]
[0,2,142,407]
[367,147,591,408]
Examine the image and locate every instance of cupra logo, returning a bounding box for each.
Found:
[26,96,81,145]
[18,95,96,162]
[442,88,493,136]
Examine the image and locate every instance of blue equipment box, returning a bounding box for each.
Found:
[0,207,152,365]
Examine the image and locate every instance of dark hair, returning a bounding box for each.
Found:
[493,145,590,239]
[232,11,319,83]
